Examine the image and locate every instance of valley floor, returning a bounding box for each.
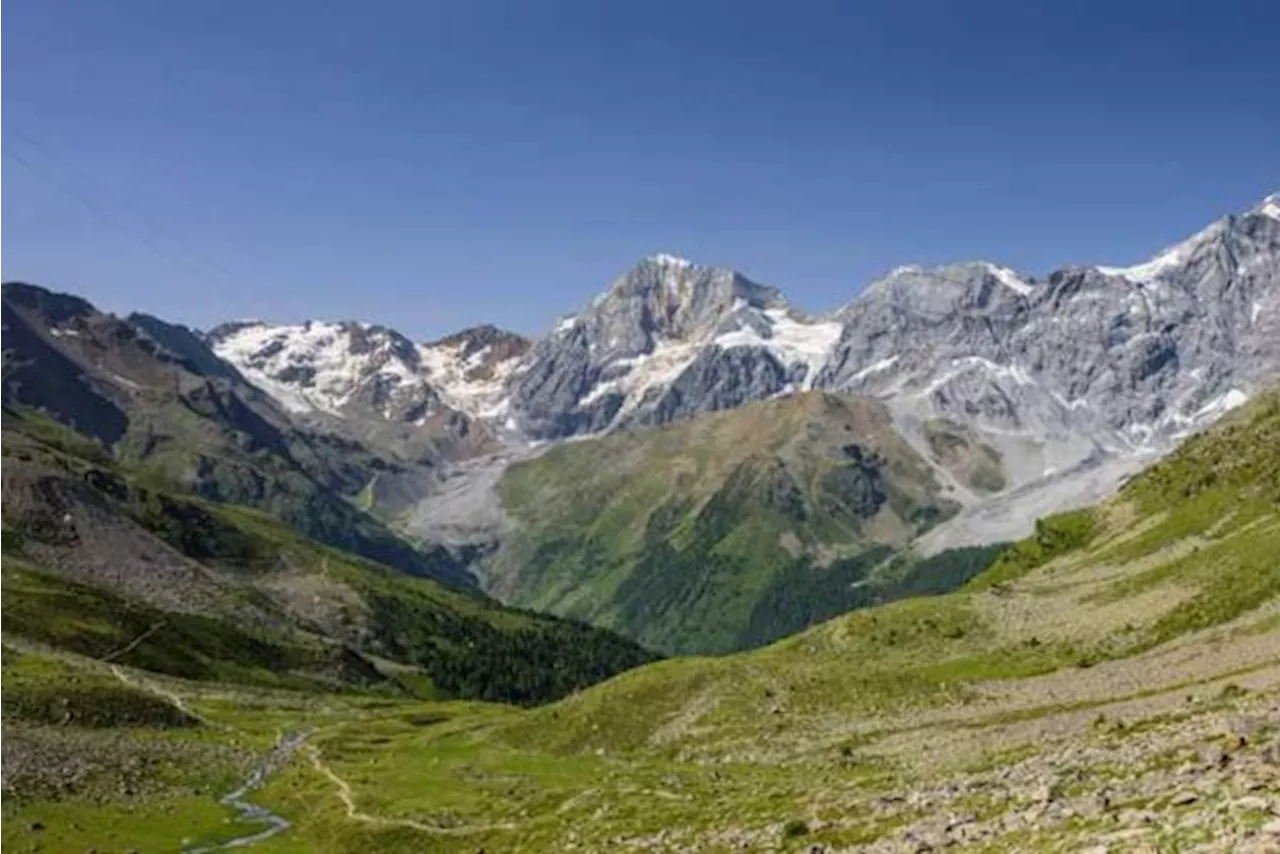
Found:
[5,601,1278,854]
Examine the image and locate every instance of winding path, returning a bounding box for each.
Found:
[307,746,518,836]
[108,663,518,845]
[101,621,167,663]
[109,664,211,727]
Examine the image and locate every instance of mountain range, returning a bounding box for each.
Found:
[4,192,1278,654]
[5,382,1277,852]
[216,193,1279,646]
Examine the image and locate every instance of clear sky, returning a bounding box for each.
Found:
[3,0,1278,339]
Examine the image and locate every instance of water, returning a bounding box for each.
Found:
[184,729,311,853]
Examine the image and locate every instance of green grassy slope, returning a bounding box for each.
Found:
[240,388,1280,852]
[494,392,965,654]
[7,392,1277,853]
[501,391,1280,753]
[1,413,657,707]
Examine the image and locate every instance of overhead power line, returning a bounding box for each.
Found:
[3,122,244,293]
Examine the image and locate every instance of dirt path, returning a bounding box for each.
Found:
[306,746,518,836]
[100,620,167,662]
[109,664,212,727]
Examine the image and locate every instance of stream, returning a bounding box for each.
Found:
[184,729,312,852]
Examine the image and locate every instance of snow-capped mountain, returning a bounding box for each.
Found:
[509,253,844,437]
[208,320,441,422]
[207,320,530,425]
[419,325,531,420]
[205,193,1280,545]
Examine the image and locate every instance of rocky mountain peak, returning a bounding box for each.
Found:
[593,255,788,345]
[417,325,530,418]
[1096,219,1233,286]
[426,324,531,364]
[207,319,442,422]
[2,281,98,329]
[1250,192,1280,221]
[848,262,1036,321]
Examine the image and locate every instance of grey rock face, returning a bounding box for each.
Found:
[637,345,792,427]
[495,196,1280,546]
[508,253,838,438]
[422,324,531,384]
[822,207,1278,448]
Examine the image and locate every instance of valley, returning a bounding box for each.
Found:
[3,193,1279,852]
[4,391,1278,852]
[206,192,1280,651]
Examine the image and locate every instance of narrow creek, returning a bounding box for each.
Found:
[184,729,312,853]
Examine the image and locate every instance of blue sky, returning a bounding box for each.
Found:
[3,0,1278,339]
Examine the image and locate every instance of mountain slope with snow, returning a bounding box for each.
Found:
[508,254,846,437]
[200,193,1279,552]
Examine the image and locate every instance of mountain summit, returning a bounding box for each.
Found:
[508,255,843,437]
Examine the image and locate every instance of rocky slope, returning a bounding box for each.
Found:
[1,283,469,586]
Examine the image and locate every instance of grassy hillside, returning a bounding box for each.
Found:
[1,412,656,707]
[494,392,966,654]
[6,391,1278,853]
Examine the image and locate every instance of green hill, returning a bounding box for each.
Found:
[1,409,656,706]
[492,392,969,654]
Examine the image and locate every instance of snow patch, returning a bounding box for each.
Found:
[1193,388,1248,421]
[914,357,1037,397]
[578,338,700,411]
[982,263,1034,296]
[1254,193,1280,221]
[647,253,693,268]
[712,308,843,390]
[109,372,140,390]
[1097,221,1221,285]
[850,356,899,382]
[1049,390,1091,412]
